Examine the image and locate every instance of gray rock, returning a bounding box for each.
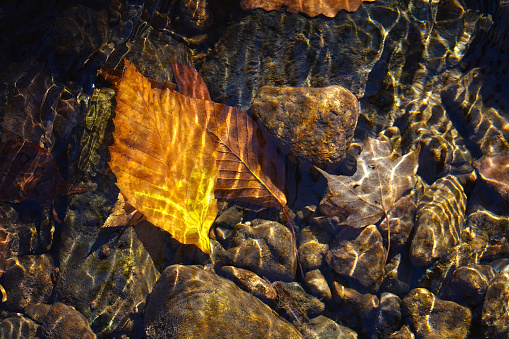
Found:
[304,269,331,300]
[0,254,55,311]
[222,220,297,281]
[482,265,509,338]
[402,288,471,339]
[0,316,38,339]
[144,265,303,339]
[251,85,358,168]
[410,175,467,266]
[26,302,96,339]
[326,225,385,291]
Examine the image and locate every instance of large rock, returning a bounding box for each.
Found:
[251,85,358,168]
[402,288,471,339]
[144,265,303,338]
[0,316,38,339]
[26,302,96,339]
[410,175,467,266]
[482,265,509,338]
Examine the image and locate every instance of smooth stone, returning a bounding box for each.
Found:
[220,265,277,301]
[326,225,385,291]
[376,293,402,338]
[26,302,96,339]
[305,269,332,300]
[444,265,495,307]
[144,265,303,338]
[380,254,410,297]
[379,196,416,252]
[410,175,467,266]
[482,265,509,338]
[273,281,325,319]
[0,254,55,311]
[222,220,297,282]
[402,288,471,339]
[331,282,379,335]
[303,315,358,339]
[0,316,38,339]
[251,85,359,168]
[299,226,329,271]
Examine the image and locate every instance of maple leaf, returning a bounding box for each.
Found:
[108,60,218,254]
[171,63,287,209]
[240,0,376,17]
[0,140,85,203]
[317,136,420,228]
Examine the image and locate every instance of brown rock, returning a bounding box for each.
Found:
[144,265,303,338]
[0,254,55,311]
[445,265,495,307]
[26,302,96,339]
[220,265,277,301]
[251,85,359,168]
[402,288,471,339]
[223,220,297,281]
[482,265,509,338]
[410,175,467,266]
[331,282,379,335]
[326,225,385,291]
[0,316,38,339]
[305,269,332,300]
[240,0,376,16]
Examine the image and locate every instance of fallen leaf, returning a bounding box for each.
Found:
[171,63,287,209]
[108,61,218,253]
[240,0,376,17]
[317,136,419,228]
[0,140,85,203]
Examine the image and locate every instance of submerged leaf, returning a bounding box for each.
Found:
[240,0,376,17]
[0,140,85,203]
[317,136,419,228]
[171,63,287,209]
[108,61,218,253]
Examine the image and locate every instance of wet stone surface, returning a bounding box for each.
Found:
[402,288,471,339]
[250,85,359,168]
[144,265,303,339]
[482,265,509,338]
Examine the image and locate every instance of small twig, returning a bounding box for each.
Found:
[282,206,304,280]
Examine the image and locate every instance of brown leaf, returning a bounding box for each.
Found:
[0,140,85,203]
[317,136,419,228]
[1,72,80,150]
[108,60,218,253]
[240,0,376,17]
[171,64,287,209]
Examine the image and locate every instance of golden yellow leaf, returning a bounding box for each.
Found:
[108,61,218,253]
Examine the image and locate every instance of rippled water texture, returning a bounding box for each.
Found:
[1,0,509,338]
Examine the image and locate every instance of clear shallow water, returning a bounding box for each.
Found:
[0,0,509,338]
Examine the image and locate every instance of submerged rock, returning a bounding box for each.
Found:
[251,85,359,168]
[26,302,96,339]
[0,254,55,311]
[444,265,495,307]
[410,175,467,266]
[304,269,332,300]
[326,225,385,291]
[221,220,296,282]
[376,293,403,338]
[220,265,277,302]
[0,316,38,339]
[402,288,471,339]
[144,265,303,338]
[482,265,509,338]
[302,315,358,339]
